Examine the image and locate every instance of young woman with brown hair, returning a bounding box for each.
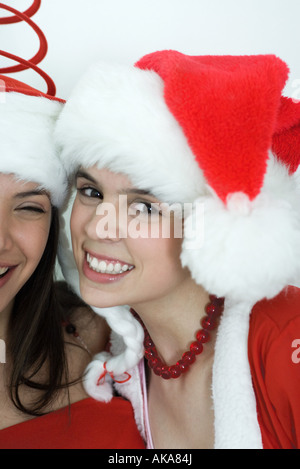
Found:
[56,50,300,449]
[0,73,144,449]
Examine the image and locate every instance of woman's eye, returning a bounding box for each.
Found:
[129,202,161,216]
[18,206,45,214]
[78,187,102,199]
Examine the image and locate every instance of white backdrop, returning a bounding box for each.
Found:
[0,0,300,100]
[1,0,300,286]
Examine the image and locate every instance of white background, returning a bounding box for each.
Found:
[0,0,300,100]
[1,0,300,286]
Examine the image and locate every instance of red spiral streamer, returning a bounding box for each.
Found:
[0,49,57,96]
[0,2,47,72]
[0,0,41,24]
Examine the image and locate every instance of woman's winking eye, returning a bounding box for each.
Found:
[17,205,46,214]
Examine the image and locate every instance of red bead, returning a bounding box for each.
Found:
[148,357,159,369]
[214,297,225,306]
[153,364,163,376]
[196,329,210,343]
[209,294,224,306]
[182,351,196,364]
[161,366,172,379]
[201,316,217,330]
[190,341,203,355]
[169,365,182,378]
[205,303,218,315]
[144,348,156,360]
[144,336,154,348]
[177,359,190,373]
[140,295,224,380]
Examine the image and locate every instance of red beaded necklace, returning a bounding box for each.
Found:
[133,295,224,380]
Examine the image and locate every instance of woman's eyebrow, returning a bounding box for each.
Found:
[120,188,155,197]
[75,170,98,184]
[14,189,50,199]
[76,170,155,197]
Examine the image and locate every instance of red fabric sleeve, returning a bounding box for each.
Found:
[249,286,300,449]
[0,397,145,449]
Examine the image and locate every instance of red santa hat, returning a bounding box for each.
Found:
[56,51,300,300]
[0,73,66,207]
[0,2,67,208]
[55,51,300,445]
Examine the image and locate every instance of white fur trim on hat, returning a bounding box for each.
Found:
[0,92,67,208]
[213,299,263,448]
[55,62,205,204]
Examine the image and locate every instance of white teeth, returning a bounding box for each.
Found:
[91,257,98,270]
[86,254,133,275]
[98,260,106,272]
[0,267,9,276]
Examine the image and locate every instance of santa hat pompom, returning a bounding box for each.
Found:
[182,154,300,304]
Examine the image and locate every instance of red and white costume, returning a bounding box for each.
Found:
[56,51,300,448]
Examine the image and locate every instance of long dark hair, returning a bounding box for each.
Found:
[7,206,69,416]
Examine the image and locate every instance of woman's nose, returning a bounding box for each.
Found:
[0,209,13,252]
[84,198,128,242]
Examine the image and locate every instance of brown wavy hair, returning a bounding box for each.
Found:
[7,206,71,416]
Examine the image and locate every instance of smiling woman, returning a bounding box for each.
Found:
[0,174,52,320]
[0,73,69,422]
[0,73,144,449]
[56,50,300,449]
[70,166,188,311]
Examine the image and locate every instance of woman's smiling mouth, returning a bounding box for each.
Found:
[0,266,10,278]
[0,265,17,287]
[83,251,135,283]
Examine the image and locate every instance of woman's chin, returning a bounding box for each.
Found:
[79,281,123,310]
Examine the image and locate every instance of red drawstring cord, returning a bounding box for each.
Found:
[97,362,131,386]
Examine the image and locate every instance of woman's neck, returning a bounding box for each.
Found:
[132,279,210,366]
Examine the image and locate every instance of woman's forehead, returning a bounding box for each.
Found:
[0,173,50,198]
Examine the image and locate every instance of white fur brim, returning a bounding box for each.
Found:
[214,300,263,448]
[0,92,67,208]
[55,62,205,204]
